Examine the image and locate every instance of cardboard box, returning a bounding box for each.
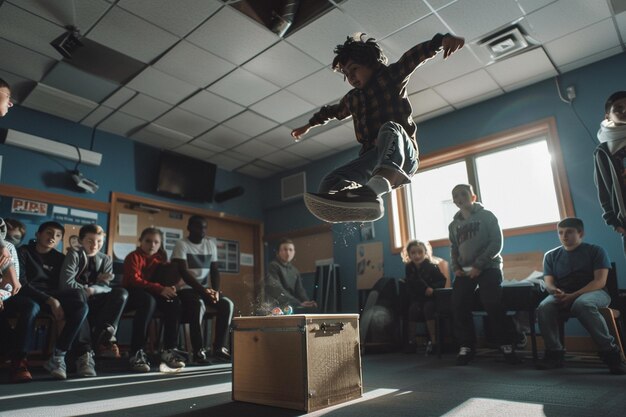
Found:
[232,314,362,412]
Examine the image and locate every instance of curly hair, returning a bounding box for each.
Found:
[331,32,388,72]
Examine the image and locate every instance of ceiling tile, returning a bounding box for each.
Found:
[259,149,310,169]
[154,107,216,137]
[486,47,556,90]
[222,111,277,137]
[378,14,449,62]
[286,68,350,107]
[243,41,324,88]
[406,72,431,95]
[436,0,524,42]
[515,0,558,13]
[250,90,316,124]
[208,153,247,171]
[42,62,119,103]
[413,47,483,86]
[255,126,299,149]
[556,46,623,74]
[423,0,459,10]
[178,90,244,122]
[524,0,612,43]
[342,0,432,39]
[286,8,364,65]
[172,144,217,160]
[433,70,501,105]
[195,125,249,150]
[236,163,278,179]
[221,149,256,164]
[231,139,279,158]
[101,87,136,108]
[187,6,278,65]
[308,124,355,149]
[21,83,98,122]
[617,11,626,40]
[96,111,146,137]
[126,66,197,105]
[544,19,621,68]
[118,94,171,121]
[0,2,66,59]
[131,123,192,149]
[0,38,56,82]
[409,88,450,116]
[7,0,110,32]
[186,138,225,153]
[87,6,179,63]
[153,40,235,87]
[454,89,503,109]
[117,0,222,37]
[285,137,334,159]
[207,68,280,107]
[81,105,115,128]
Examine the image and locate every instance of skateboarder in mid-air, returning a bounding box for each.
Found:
[291,32,464,223]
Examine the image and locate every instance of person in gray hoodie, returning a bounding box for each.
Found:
[60,224,128,365]
[594,91,626,256]
[448,184,520,366]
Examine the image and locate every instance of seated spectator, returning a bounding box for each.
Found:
[536,217,626,374]
[0,218,37,383]
[123,227,185,373]
[401,240,447,354]
[172,215,234,364]
[17,221,89,380]
[59,224,128,359]
[265,238,318,313]
[4,218,26,247]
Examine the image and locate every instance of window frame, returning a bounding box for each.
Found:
[389,117,574,253]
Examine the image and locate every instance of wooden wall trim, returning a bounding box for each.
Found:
[0,184,110,213]
[111,192,262,226]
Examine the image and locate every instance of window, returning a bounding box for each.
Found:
[389,118,574,251]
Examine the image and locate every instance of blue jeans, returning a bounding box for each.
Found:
[318,121,419,193]
[537,289,615,351]
[0,295,40,359]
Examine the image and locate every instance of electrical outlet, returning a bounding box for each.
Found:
[566,86,576,101]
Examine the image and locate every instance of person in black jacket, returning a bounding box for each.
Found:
[401,240,447,354]
[18,221,89,380]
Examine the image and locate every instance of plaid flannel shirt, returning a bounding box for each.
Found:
[309,33,446,155]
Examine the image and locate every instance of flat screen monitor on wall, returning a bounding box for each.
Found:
[156,151,217,202]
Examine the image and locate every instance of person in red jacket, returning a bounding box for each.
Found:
[123,227,184,373]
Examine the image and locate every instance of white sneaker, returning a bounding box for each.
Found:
[76,351,97,377]
[44,354,67,380]
[129,349,151,373]
[159,349,186,373]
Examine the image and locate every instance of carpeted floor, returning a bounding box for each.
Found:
[1,349,625,417]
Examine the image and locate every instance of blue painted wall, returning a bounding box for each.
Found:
[0,105,265,227]
[263,51,626,332]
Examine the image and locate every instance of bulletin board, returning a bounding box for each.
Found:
[109,192,263,316]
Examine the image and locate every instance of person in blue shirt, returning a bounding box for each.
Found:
[536,217,626,374]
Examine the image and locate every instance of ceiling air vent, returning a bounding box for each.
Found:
[477,25,535,62]
[281,171,306,201]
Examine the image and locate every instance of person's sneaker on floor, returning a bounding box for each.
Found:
[159,349,186,373]
[456,346,474,366]
[76,351,97,377]
[44,352,67,380]
[425,341,434,356]
[10,358,32,383]
[535,350,565,370]
[129,349,151,373]
[304,186,384,223]
[212,346,231,363]
[515,332,528,350]
[599,348,626,375]
[194,348,213,365]
[96,342,121,359]
[501,344,522,364]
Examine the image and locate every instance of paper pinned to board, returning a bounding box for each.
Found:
[118,213,138,236]
[113,242,137,261]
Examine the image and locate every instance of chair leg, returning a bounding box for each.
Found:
[600,307,625,360]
